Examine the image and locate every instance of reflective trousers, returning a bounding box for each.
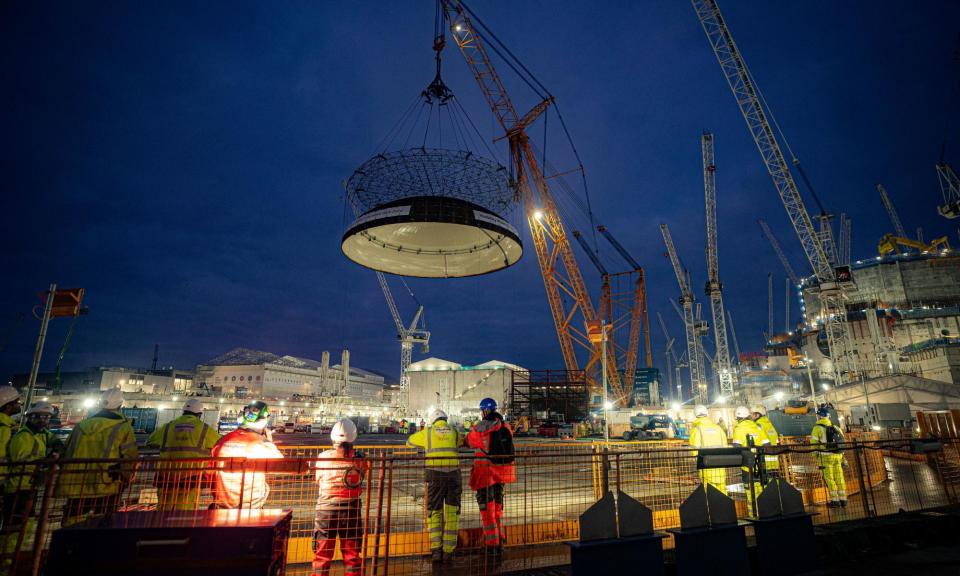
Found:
[741,470,763,518]
[426,469,461,553]
[698,468,727,495]
[476,483,505,548]
[312,499,362,576]
[818,453,847,502]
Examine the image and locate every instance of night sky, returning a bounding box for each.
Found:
[3,1,958,388]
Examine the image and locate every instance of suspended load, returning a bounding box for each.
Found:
[342,148,521,278]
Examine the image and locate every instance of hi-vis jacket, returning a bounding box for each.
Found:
[315,446,369,505]
[466,412,516,490]
[147,414,221,482]
[57,409,139,498]
[688,417,728,449]
[0,412,18,486]
[407,420,463,470]
[211,428,283,509]
[5,427,56,493]
[755,416,780,445]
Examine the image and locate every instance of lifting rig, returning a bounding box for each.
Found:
[701,132,737,399]
[440,0,628,405]
[661,223,708,402]
[693,0,856,383]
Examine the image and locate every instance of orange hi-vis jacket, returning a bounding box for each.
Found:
[466,412,516,490]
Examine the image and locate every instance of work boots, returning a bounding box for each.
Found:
[431,549,444,563]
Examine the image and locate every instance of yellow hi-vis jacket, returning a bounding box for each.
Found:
[147,414,221,482]
[688,416,728,449]
[732,418,769,472]
[0,413,17,488]
[407,420,463,470]
[147,414,220,459]
[810,417,843,454]
[5,428,54,493]
[56,409,139,499]
[755,416,780,445]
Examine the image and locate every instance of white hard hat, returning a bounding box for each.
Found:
[734,405,751,419]
[331,418,358,443]
[428,409,448,424]
[694,405,709,418]
[100,388,124,410]
[183,398,204,414]
[751,405,766,416]
[0,386,21,407]
[26,401,55,416]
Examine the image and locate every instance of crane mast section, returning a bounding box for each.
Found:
[758,219,800,285]
[701,132,736,397]
[443,1,626,404]
[661,223,707,402]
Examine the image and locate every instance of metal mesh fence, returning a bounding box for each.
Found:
[0,438,957,575]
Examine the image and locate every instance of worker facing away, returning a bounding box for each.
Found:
[811,406,848,507]
[467,398,515,554]
[407,409,463,563]
[312,418,368,576]
[731,405,769,517]
[688,405,728,495]
[1,402,62,569]
[210,401,283,509]
[751,405,781,479]
[57,388,138,525]
[146,398,221,511]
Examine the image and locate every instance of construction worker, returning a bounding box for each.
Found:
[731,405,769,517]
[752,405,781,479]
[467,398,515,555]
[312,418,368,576]
[811,406,848,507]
[407,409,463,563]
[0,387,23,489]
[210,400,283,509]
[688,405,728,494]
[1,402,61,570]
[146,398,221,510]
[57,388,138,525]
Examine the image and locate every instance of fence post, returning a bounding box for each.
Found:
[30,461,59,576]
[852,440,871,517]
[371,459,386,576]
[383,459,393,575]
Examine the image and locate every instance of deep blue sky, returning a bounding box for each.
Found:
[2,1,958,386]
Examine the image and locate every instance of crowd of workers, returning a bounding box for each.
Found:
[688,403,848,509]
[0,381,859,573]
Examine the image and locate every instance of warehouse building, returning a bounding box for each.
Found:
[406,357,525,418]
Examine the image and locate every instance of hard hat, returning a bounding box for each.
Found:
[25,401,55,416]
[240,400,269,426]
[183,398,204,414]
[479,398,497,412]
[694,405,708,418]
[817,406,830,418]
[751,405,766,416]
[428,409,448,424]
[331,418,358,443]
[0,386,21,407]
[734,405,751,419]
[100,388,124,410]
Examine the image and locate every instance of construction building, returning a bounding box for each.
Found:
[194,347,387,403]
[795,250,960,383]
[405,357,524,418]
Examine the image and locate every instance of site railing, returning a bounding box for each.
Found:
[0,436,957,575]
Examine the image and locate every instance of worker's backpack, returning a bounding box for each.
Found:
[815,424,841,451]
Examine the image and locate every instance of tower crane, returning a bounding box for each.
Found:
[439,0,627,404]
[661,223,708,402]
[936,162,960,219]
[758,219,800,286]
[701,132,737,398]
[727,310,742,366]
[376,271,430,414]
[597,225,653,372]
[693,0,855,383]
[877,184,908,240]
